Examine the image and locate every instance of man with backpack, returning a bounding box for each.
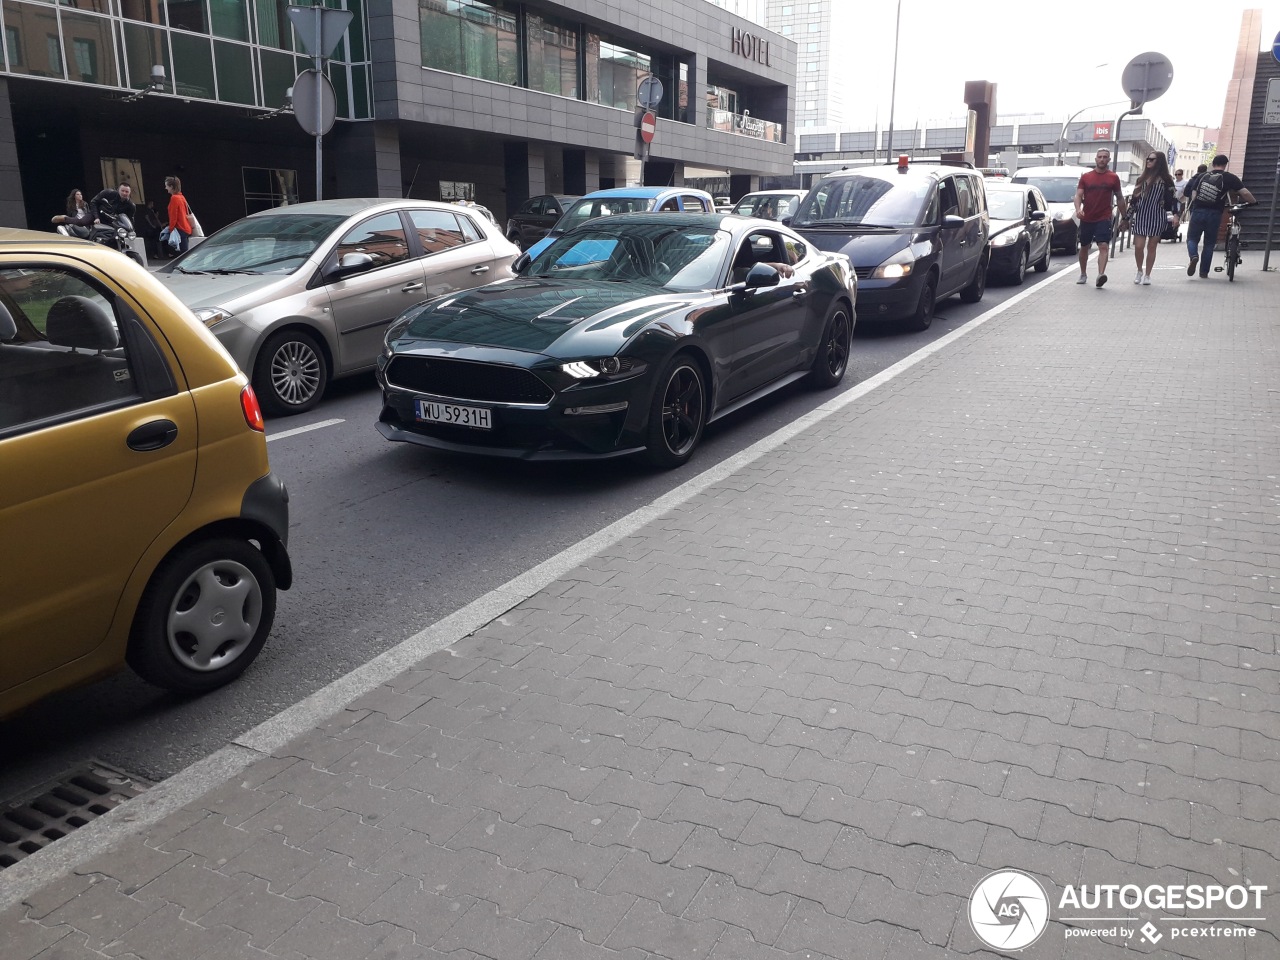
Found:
[1185,155,1256,278]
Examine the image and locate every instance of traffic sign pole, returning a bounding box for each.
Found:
[288,5,352,201]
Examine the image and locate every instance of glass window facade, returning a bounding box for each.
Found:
[589,36,648,110]
[525,9,576,98]
[419,0,518,86]
[0,0,370,116]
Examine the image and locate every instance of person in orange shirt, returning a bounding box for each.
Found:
[164,176,193,254]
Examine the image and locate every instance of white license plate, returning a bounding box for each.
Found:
[416,399,492,430]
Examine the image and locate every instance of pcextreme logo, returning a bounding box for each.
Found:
[969,870,1269,952]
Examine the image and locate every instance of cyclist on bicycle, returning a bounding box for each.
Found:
[1185,155,1256,279]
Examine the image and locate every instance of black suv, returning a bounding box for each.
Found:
[790,162,989,330]
[505,194,578,250]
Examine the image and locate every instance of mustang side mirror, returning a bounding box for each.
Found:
[327,251,375,280]
[512,252,531,274]
[730,262,782,295]
[941,214,966,229]
[1030,210,1047,221]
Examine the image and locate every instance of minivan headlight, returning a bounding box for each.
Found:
[871,248,917,280]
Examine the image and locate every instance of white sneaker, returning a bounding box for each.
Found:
[1077,274,1088,284]
[1141,274,1151,285]
[1134,271,1143,284]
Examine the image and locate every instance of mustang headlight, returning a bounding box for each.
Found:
[870,248,917,280]
[560,357,638,379]
[194,307,234,328]
[991,231,1019,246]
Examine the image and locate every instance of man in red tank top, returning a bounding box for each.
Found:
[1073,148,1127,288]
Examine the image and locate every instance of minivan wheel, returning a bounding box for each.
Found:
[127,538,277,694]
[959,254,988,302]
[906,275,936,332]
[255,329,328,417]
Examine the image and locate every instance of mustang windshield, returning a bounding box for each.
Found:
[175,213,346,274]
[526,224,733,290]
[791,175,930,228]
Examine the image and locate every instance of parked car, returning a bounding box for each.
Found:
[1011,165,1091,251]
[790,161,989,330]
[505,193,579,250]
[714,196,733,213]
[156,199,520,416]
[376,213,855,469]
[0,229,292,718]
[522,187,716,261]
[732,189,807,221]
[984,182,1052,284]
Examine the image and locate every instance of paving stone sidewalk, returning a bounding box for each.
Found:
[3,263,1279,960]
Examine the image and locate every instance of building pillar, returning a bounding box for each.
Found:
[503,141,546,221]
[331,120,401,198]
[0,79,27,228]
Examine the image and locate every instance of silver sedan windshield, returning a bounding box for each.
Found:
[177,213,346,274]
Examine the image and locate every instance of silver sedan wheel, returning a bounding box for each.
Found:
[270,338,323,407]
[166,558,265,672]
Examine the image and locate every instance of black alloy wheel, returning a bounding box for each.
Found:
[807,302,852,389]
[643,353,706,469]
[1010,246,1028,286]
[907,275,937,332]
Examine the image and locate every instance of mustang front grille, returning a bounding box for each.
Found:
[386,356,554,404]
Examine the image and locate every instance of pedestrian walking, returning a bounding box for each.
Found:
[1073,148,1127,287]
[1172,168,1188,214]
[164,176,193,255]
[1184,155,1256,278]
[1129,151,1179,284]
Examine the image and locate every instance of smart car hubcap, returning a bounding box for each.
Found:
[271,340,321,406]
[166,559,263,671]
[660,365,703,455]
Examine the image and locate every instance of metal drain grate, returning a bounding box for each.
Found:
[0,763,152,869]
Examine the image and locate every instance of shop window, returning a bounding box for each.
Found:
[242,167,298,216]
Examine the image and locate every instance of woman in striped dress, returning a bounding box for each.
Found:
[1129,151,1179,284]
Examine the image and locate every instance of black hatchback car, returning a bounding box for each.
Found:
[505,194,578,250]
[790,162,989,330]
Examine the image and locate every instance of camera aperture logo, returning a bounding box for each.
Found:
[969,870,1050,950]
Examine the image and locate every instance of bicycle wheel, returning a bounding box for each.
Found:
[1226,236,1239,281]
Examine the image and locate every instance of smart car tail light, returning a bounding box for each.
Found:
[240,385,265,432]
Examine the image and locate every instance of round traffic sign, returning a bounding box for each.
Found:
[292,68,336,136]
[637,75,663,110]
[1273,31,1280,64]
[639,111,656,144]
[1121,52,1173,105]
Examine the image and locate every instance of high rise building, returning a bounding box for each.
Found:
[705,0,768,24]
[764,0,853,130]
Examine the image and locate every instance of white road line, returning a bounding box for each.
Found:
[266,418,345,442]
[0,272,1070,907]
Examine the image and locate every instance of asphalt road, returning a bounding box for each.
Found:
[0,264,1064,804]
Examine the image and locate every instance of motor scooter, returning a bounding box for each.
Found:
[55,209,144,266]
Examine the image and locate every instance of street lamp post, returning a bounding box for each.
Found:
[1056,99,1128,165]
[885,0,902,163]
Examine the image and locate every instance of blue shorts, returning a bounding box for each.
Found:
[1078,219,1113,247]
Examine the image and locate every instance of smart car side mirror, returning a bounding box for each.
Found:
[327,251,375,280]
[941,215,966,229]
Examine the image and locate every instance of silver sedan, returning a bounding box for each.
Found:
[156,198,520,415]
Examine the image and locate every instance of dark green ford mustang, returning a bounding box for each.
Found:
[375,213,856,468]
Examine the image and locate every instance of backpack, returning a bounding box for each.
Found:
[1195,171,1226,207]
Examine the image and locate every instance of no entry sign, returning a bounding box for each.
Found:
[639,111,656,144]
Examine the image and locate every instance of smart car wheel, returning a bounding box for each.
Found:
[255,328,328,416]
[643,353,706,469]
[807,302,852,389]
[127,537,277,694]
[906,274,936,332]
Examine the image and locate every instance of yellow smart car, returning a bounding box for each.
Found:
[0,229,292,718]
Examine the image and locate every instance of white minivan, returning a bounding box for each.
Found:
[1011,165,1091,251]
